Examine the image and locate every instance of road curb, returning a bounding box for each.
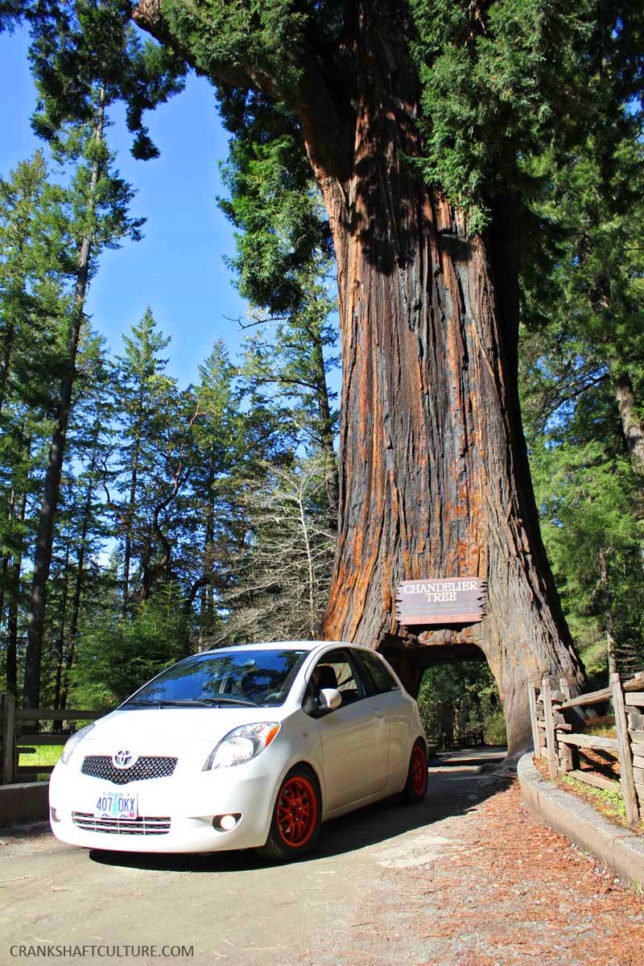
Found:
[0,781,49,824]
[518,753,644,888]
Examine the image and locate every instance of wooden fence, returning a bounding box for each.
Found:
[0,692,106,785]
[528,671,644,826]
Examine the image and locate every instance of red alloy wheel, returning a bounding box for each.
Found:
[410,744,428,797]
[276,775,318,849]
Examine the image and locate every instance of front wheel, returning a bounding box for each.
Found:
[402,739,428,803]
[257,765,322,861]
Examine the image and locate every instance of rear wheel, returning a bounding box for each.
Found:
[257,765,322,861]
[402,739,428,803]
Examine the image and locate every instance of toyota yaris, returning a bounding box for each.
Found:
[49,641,428,860]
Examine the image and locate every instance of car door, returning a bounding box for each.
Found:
[307,648,388,809]
[354,649,408,783]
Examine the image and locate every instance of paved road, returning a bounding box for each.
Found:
[3,749,642,965]
[1,750,503,965]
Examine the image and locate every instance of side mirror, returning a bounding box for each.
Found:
[319,687,342,712]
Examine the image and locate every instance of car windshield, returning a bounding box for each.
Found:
[122,649,309,709]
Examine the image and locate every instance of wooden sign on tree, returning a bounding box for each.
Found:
[396,578,487,626]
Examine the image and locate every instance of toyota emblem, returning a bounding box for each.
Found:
[113,750,136,769]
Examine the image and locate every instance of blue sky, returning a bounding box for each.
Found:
[0,25,252,388]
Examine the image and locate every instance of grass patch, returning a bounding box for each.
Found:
[17,742,65,769]
[562,772,627,824]
[585,714,616,739]
[535,756,642,834]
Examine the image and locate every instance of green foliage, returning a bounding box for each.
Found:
[530,434,644,675]
[160,0,312,99]
[238,264,338,455]
[519,63,644,678]
[218,91,331,316]
[417,661,506,748]
[72,582,190,705]
[18,0,186,158]
[410,0,643,227]
[561,773,627,826]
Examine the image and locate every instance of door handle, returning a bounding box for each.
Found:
[373,709,385,718]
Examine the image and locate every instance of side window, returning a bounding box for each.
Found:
[357,651,399,695]
[308,649,365,706]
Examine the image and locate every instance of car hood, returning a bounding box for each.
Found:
[77,706,289,756]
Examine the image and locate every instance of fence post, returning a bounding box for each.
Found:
[557,678,574,773]
[1,693,16,785]
[528,683,540,758]
[611,672,639,826]
[543,677,558,780]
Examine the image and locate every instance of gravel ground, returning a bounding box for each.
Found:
[318,781,644,966]
[2,752,642,966]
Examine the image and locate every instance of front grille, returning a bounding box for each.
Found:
[72,812,171,835]
[80,755,177,785]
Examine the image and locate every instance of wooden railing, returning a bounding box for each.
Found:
[528,671,644,826]
[0,693,106,785]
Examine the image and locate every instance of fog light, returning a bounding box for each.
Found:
[213,813,240,831]
[50,807,61,823]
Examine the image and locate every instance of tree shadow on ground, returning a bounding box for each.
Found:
[89,755,513,875]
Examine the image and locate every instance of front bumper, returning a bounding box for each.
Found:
[49,756,280,853]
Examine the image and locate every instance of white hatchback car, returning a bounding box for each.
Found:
[49,641,428,860]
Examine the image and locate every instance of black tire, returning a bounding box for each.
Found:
[401,739,428,803]
[257,764,322,861]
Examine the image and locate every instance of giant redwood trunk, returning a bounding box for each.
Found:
[134,0,584,755]
[306,24,583,756]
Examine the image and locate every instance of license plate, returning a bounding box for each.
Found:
[94,791,138,819]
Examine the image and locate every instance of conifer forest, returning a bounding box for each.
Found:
[0,1,642,752]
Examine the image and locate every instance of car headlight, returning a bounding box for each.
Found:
[203,722,280,770]
[60,722,95,764]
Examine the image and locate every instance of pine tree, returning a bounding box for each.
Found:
[184,342,244,647]
[50,333,113,709]
[6,0,186,706]
[238,267,339,526]
[112,308,173,613]
[22,109,144,708]
[0,152,69,695]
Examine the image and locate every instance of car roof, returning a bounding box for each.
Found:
[200,640,358,655]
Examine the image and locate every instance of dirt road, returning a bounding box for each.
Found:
[2,751,642,965]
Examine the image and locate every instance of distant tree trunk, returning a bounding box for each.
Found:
[0,551,9,683]
[23,99,105,709]
[199,454,215,648]
[5,480,28,697]
[0,319,15,417]
[53,542,71,710]
[310,325,339,527]
[612,369,644,476]
[60,422,101,710]
[122,407,143,616]
[6,557,21,696]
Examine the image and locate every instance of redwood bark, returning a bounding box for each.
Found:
[307,17,582,755]
[134,1,584,755]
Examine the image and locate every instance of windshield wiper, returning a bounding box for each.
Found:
[123,698,212,708]
[199,696,260,707]
[121,699,163,708]
[123,696,260,708]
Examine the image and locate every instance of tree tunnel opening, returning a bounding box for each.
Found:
[384,643,507,755]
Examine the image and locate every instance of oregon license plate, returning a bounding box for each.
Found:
[95,791,138,819]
